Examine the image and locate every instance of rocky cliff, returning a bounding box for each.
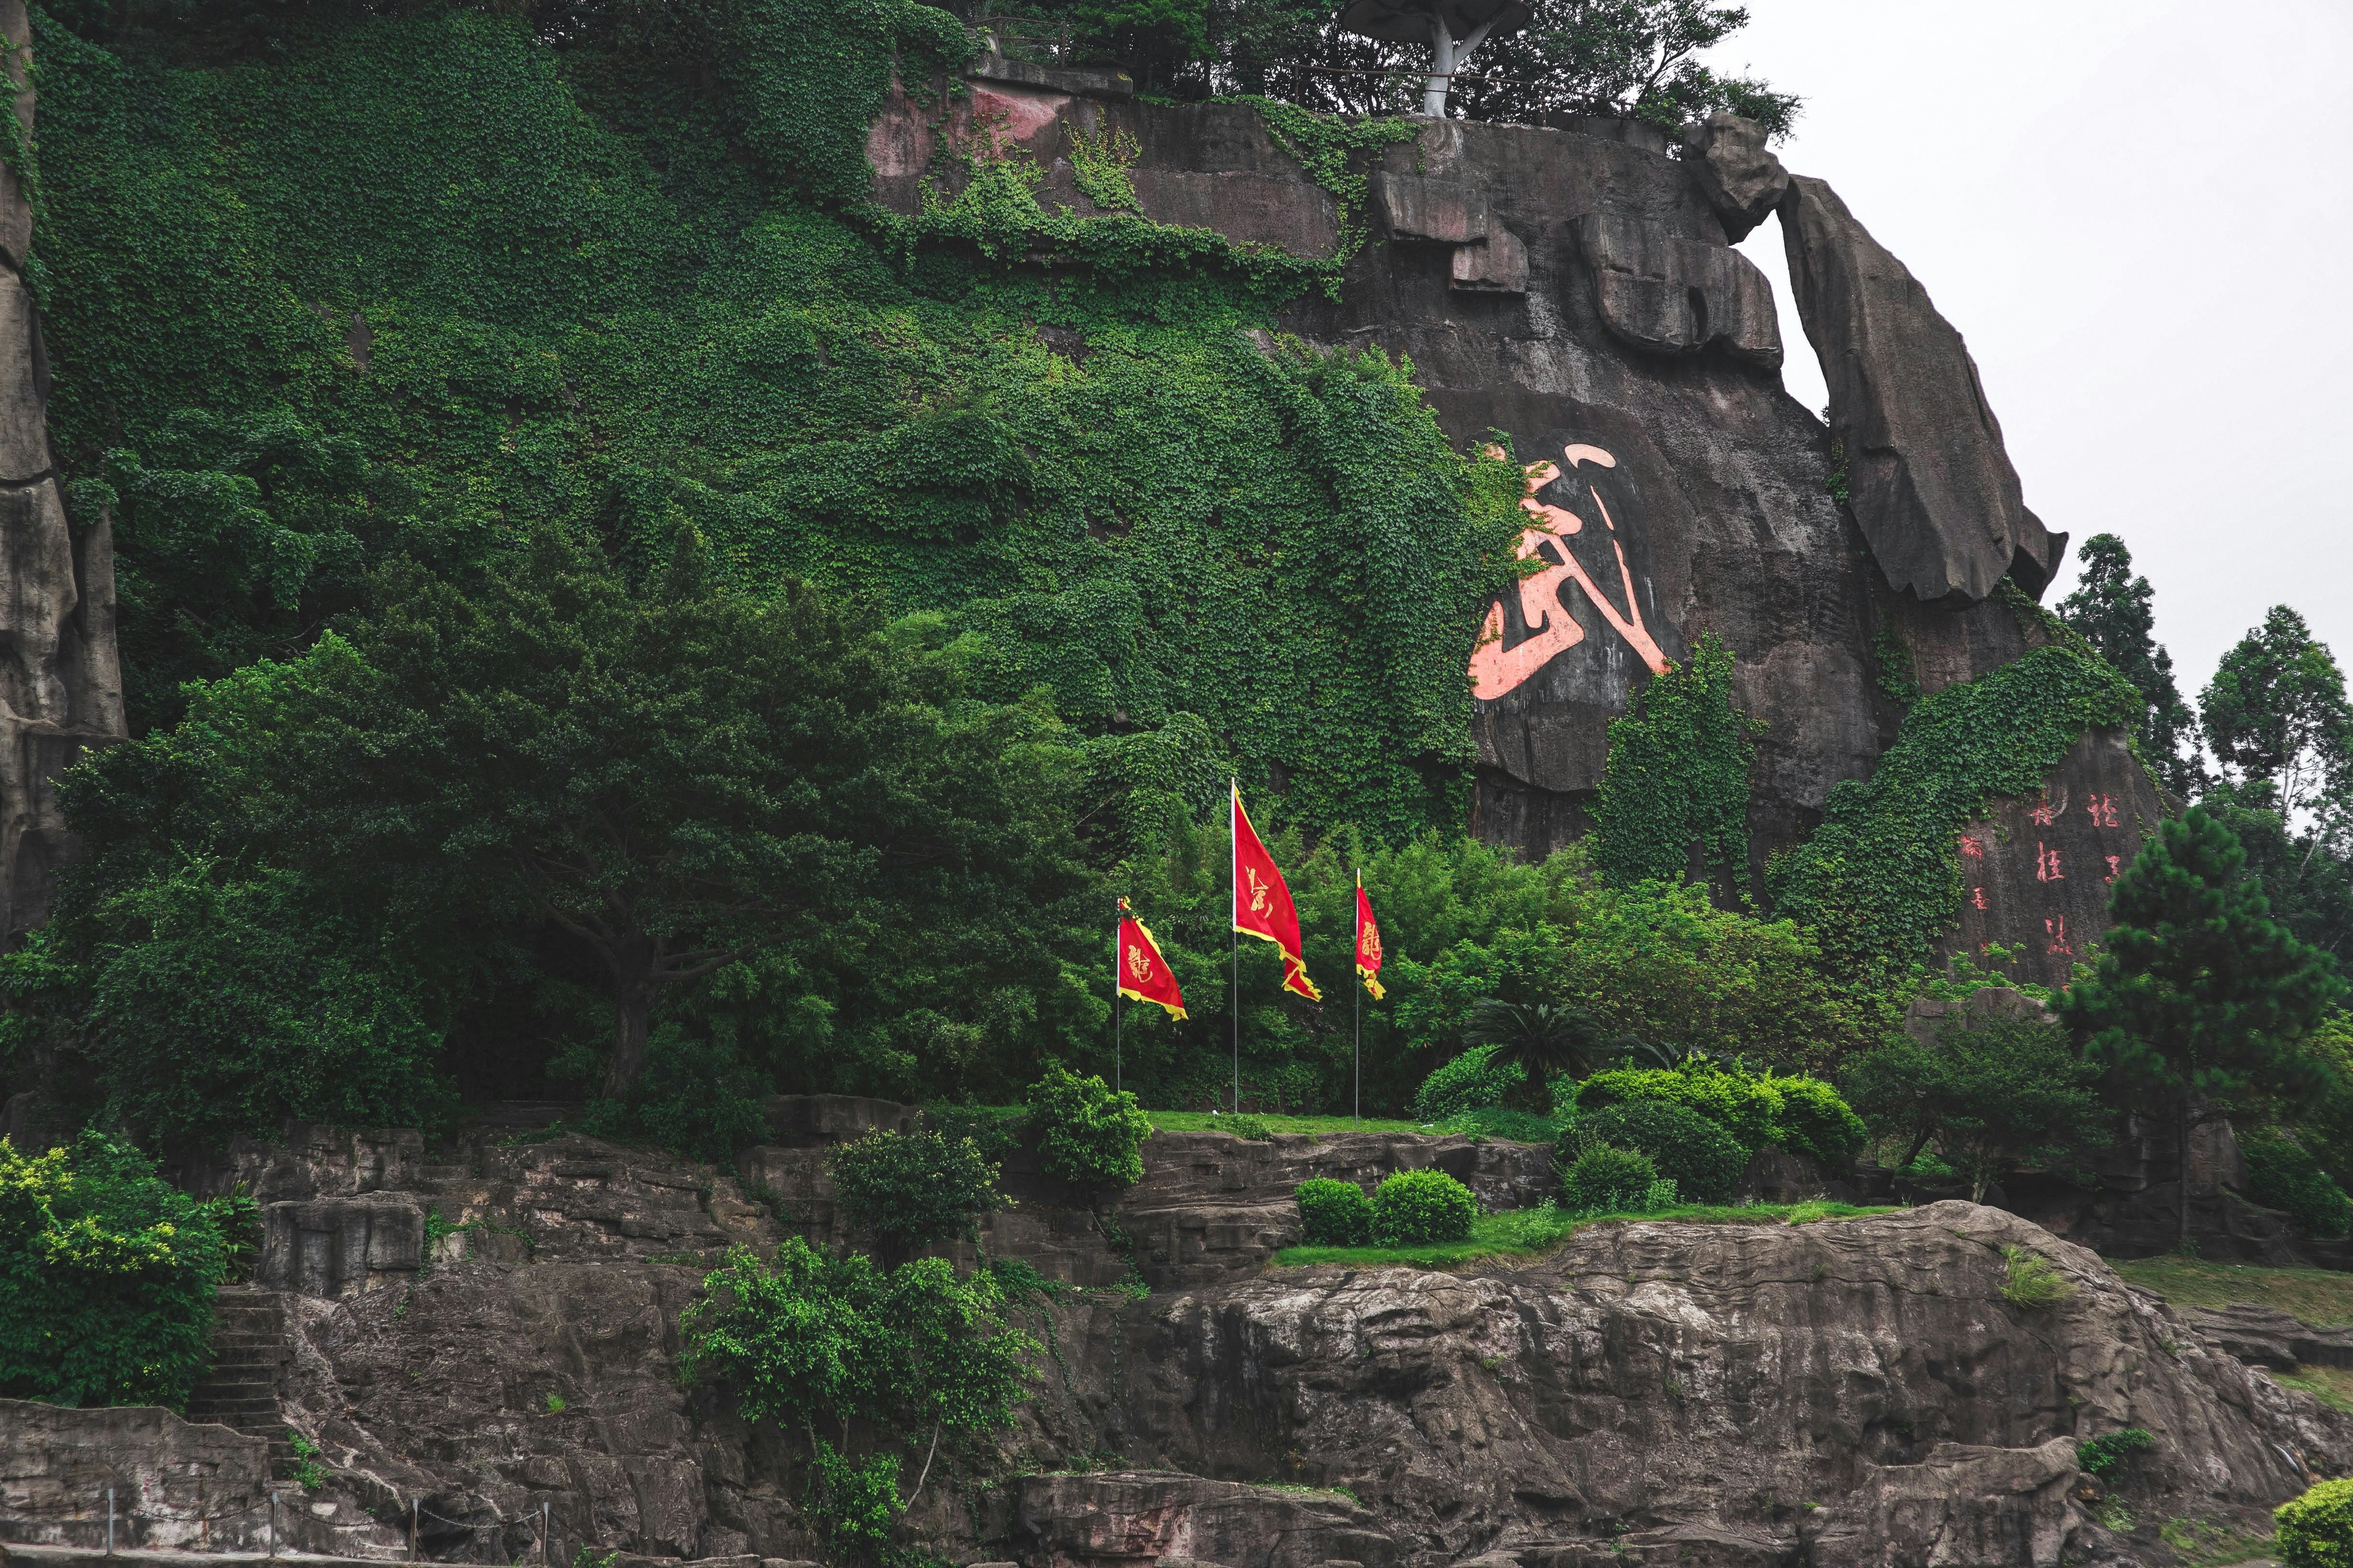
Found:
[0,0,123,941]
[27,1113,2339,1568]
[869,70,2156,983]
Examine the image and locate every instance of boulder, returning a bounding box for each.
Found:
[1682,112,1788,243]
[1778,174,2067,605]
[1371,172,1488,244]
[1573,211,1782,367]
[2178,1303,2353,1371]
[1449,224,1527,294]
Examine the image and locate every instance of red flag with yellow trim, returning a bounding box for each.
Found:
[1117,899,1186,1020]
[1232,782,1321,1001]
[1355,876,1385,1001]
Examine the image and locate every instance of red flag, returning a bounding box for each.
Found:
[1232,782,1320,1001]
[1355,876,1385,1001]
[1117,899,1186,1021]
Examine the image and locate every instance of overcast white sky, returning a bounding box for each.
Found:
[1705,0,2353,704]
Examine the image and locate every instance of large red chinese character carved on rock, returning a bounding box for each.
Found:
[1469,442,1670,700]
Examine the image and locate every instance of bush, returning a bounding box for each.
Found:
[921,1103,1028,1164]
[1222,1115,1275,1141]
[583,1027,771,1164]
[1771,1075,1869,1168]
[1295,1178,1373,1246]
[0,1133,253,1409]
[1574,1099,1747,1203]
[1413,1044,1524,1122]
[829,1129,1005,1258]
[2075,1427,2155,1480]
[1560,1145,1657,1213]
[1432,1106,1563,1144]
[1371,1168,1477,1245]
[2244,1132,2353,1239]
[1025,1065,1152,1188]
[2279,1478,2353,1568]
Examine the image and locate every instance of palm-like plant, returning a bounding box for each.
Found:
[1461,1000,1608,1115]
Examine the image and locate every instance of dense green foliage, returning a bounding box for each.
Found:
[1574,1059,1865,1167]
[1769,645,2144,980]
[1026,1066,1153,1188]
[0,1134,251,1409]
[1589,633,1760,894]
[2058,534,2201,798]
[1370,1167,1476,1244]
[1572,1098,1745,1203]
[2073,1427,2156,1480]
[2241,1132,2352,1240]
[1559,1143,1659,1213]
[1294,1176,1373,1245]
[680,1238,1035,1548]
[2279,1478,2353,1568]
[580,1028,773,1164]
[1460,1000,1602,1115]
[1840,1017,2108,1202]
[2066,809,2343,1242]
[1411,1043,1523,1122]
[829,1130,1008,1260]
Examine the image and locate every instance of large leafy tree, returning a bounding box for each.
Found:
[2200,606,2353,823]
[2056,533,2200,797]
[2062,808,2344,1245]
[1840,1015,2108,1203]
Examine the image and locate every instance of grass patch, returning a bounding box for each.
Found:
[2274,1364,2353,1413]
[1273,1200,1893,1269]
[2108,1254,2353,1326]
[2157,1515,2276,1568]
[2000,1244,2075,1310]
[1146,1111,1427,1136]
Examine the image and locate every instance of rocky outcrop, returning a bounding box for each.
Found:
[1683,112,1788,243]
[0,0,125,942]
[2178,1304,2353,1372]
[1778,174,2066,606]
[1015,1473,1398,1568]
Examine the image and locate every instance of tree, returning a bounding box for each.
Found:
[828,1129,1007,1263]
[1840,1016,2109,1203]
[75,528,1089,1103]
[2201,606,2353,824]
[1460,999,1604,1115]
[2057,533,2201,797]
[1449,0,1800,134]
[2062,808,2344,1245]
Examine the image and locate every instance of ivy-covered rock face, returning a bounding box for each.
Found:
[29,3,2163,981]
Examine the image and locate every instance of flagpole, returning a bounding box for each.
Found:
[1354,867,1362,1130]
[1114,895,1122,1097]
[1231,779,1240,1117]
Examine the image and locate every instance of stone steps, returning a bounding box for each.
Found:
[185,1286,294,1465]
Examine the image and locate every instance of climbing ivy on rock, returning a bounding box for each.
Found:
[1589,633,1761,893]
[1767,643,2144,978]
[32,11,1523,842]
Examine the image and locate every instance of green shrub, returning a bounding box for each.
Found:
[828,1129,1006,1259]
[1370,1168,1477,1245]
[0,1133,253,1409]
[2075,1427,2155,1480]
[1295,1178,1373,1246]
[1222,1115,1275,1141]
[1432,1106,1563,1144]
[1025,1065,1153,1188]
[1560,1145,1657,1214]
[2243,1133,2353,1239]
[1999,1244,2074,1309]
[1412,1044,1524,1122]
[2279,1477,2353,1568]
[1574,1099,1748,1203]
[921,1103,1028,1164]
[582,1027,772,1164]
[1771,1075,1869,1168]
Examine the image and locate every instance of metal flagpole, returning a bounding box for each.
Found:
[1114,894,1122,1096]
[1231,780,1240,1116]
[1355,867,1362,1129]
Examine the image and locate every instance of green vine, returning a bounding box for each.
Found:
[1588,632,1762,894]
[1220,97,1421,262]
[1871,616,1919,713]
[1066,123,1139,213]
[1767,643,2142,977]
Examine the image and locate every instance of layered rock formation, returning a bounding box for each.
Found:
[0,0,124,941]
[865,77,2157,980]
[126,1115,2353,1568]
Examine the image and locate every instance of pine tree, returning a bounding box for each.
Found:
[2057,534,2200,796]
[2062,808,2343,1246]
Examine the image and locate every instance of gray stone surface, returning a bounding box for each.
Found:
[1779,173,2067,605]
[1572,211,1781,366]
[1016,1473,1397,1568]
[2179,1303,2353,1372]
[1448,224,1526,294]
[1682,111,1788,243]
[1370,172,1488,244]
